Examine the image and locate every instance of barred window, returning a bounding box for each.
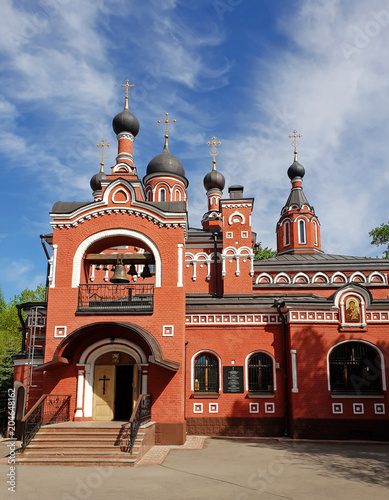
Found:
[248,353,273,392]
[194,353,219,393]
[329,342,382,393]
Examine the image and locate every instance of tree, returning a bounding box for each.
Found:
[369,223,389,259]
[254,242,277,260]
[0,284,45,434]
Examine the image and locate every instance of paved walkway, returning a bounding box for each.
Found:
[1,437,388,500]
[138,435,205,465]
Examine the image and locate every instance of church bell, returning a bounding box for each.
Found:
[110,263,129,283]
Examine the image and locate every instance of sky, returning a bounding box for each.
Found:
[1,0,389,300]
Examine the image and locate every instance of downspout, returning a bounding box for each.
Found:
[274,299,290,437]
[40,234,51,302]
[16,304,27,353]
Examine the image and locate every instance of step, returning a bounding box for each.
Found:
[20,452,138,460]
[16,457,137,466]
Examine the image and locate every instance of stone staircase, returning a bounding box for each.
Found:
[16,421,156,466]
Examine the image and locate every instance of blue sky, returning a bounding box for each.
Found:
[1,0,389,300]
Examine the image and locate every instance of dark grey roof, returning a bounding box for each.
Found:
[146,145,186,178]
[146,201,187,213]
[51,201,92,214]
[254,252,389,271]
[283,186,311,211]
[112,107,140,137]
[203,169,225,191]
[258,253,376,263]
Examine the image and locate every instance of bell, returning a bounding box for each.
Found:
[127,264,137,276]
[141,265,152,279]
[110,264,129,283]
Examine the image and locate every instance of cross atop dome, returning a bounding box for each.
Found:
[96,138,110,172]
[289,129,302,161]
[206,136,222,171]
[120,79,135,110]
[157,112,177,148]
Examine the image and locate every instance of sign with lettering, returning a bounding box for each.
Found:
[223,366,244,393]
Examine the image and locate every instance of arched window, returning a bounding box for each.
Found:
[284,221,290,246]
[329,342,382,393]
[298,219,306,244]
[194,353,219,393]
[248,352,274,392]
[159,188,166,202]
[313,220,318,246]
[175,189,182,201]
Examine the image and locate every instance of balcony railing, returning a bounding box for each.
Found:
[77,284,154,313]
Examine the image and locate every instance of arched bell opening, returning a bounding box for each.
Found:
[82,234,155,285]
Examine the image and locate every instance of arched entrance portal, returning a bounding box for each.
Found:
[76,338,148,421]
[93,351,137,421]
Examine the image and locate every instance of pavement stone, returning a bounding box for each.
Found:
[1,436,388,500]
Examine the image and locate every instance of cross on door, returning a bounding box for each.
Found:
[99,374,110,395]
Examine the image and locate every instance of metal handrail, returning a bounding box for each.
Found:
[21,394,71,449]
[120,394,151,453]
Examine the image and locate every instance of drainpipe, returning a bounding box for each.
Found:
[274,299,290,437]
[40,235,51,302]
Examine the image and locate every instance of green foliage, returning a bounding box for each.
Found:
[254,242,277,260]
[369,223,389,258]
[0,284,45,431]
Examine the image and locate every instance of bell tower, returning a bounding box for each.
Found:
[276,131,322,255]
[202,136,225,230]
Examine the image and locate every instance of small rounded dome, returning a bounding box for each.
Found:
[203,169,225,191]
[287,160,305,180]
[112,108,140,137]
[90,171,106,192]
[146,146,185,177]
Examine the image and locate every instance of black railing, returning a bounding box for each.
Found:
[21,394,71,449]
[120,394,151,454]
[78,284,154,313]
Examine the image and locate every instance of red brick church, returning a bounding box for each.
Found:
[13,82,389,450]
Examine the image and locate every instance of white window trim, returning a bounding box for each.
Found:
[245,351,277,392]
[191,350,222,392]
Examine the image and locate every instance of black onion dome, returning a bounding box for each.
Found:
[90,171,106,191]
[112,108,140,137]
[287,159,305,180]
[203,169,225,191]
[146,145,185,177]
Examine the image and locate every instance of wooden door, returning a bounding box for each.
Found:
[93,365,115,421]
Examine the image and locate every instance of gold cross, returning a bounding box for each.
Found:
[289,130,302,153]
[206,136,222,170]
[121,79,135,109]
[96,139,111,172]
[157,112,177,147]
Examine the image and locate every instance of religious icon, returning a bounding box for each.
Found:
[345,298,360,322]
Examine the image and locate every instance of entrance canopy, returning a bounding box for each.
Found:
[37,322,179,371]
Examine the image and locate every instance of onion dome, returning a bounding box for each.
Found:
[112,107,140,137]
[90,170,106,191]
[287,157,305,179]
[112,82,139,136]
[203,168,225,191]
[146,144,185,177]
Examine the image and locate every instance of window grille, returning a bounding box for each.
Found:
[248,353,273,392]
[194,354,219,392]
[330,342,381,393]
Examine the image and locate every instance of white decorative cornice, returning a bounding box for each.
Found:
[186,314,281,326]
[50,207,187,232]
[117,132,135,141]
